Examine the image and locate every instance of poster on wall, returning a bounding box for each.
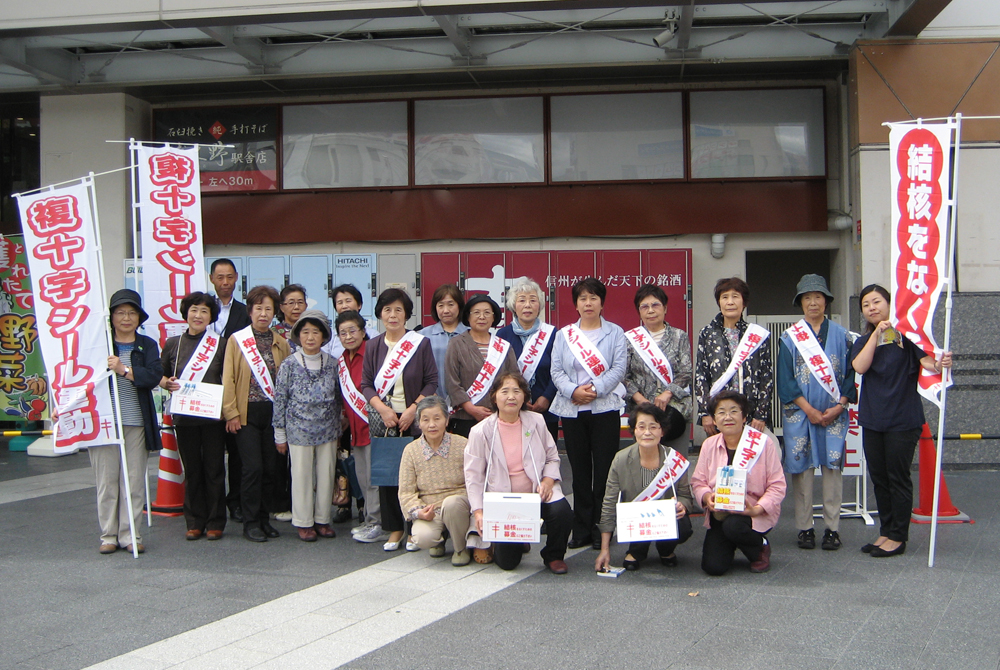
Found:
[0,235,49,422]
[154,106,278,193]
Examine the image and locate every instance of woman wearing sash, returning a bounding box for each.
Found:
[161,291,227,541]
[444,295,519,438]
[850,284,952,558]
[624,284,693,449]
[550,277,627,550]
[595,403,694,572]
[422,284,468,400]
[337,310,386,544]
[497,277,559,443]
[465,373,573,574]
[777,275,856,551]
[222,285,291,543]
[691,391,786,575]
[361,288,438,551]
[695,277,772,437]
[273,310,342,542]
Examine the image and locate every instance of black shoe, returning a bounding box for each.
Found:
[821,529,842,551]
[591,538,601,551]
[229,506,244,523]
[660,553,679,567]
[243,524,267,542]
[623,557,640,571]
[797,528,816,549]
[870,542,906,558]
[261,520,280,538]
[332,507,352,524]
[567,536,593,550]
[861,542,879,554]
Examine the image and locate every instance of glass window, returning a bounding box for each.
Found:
[551,92,683,182]
[282,102,408,189]
[414,97,543,185]
[689,89,825,179]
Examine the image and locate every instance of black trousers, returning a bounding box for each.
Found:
[379,416,413,534]
[701,513,766,576]
[863,427,921,542]
[494,497,573,570]
[628,514,693,560]
[448,418,477,439]
[175,422,228,532]
[236,401,277,525]
[225,432,241,512]
[561,410,622,541]
[273,450,292,514]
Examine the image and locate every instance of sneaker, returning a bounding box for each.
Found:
[354,524,389,543]
[352,522,372,535]
[272,511,293,522]
[797,528,816,549]
[750,542,771,573]
[429,542,446,558]
[822,529,842,551]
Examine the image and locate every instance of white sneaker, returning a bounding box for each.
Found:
[272,511,292,522]
[351,522,372,535]
[354,524,388,543]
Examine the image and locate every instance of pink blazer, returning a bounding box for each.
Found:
[464,411,565,512]
[691,432,786,533]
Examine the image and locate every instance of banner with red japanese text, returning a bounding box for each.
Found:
[888,123,954,407]
[0,235,49,421]
[134,143,208,346]
[16,179,118,452]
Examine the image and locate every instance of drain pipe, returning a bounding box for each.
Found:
[711,234,727,259]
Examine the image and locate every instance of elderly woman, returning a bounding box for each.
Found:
[361,288,438,551]
[496,277,559,443]
[695,277,773,437]
[444,295,519,438]
[850,284,952,558]
[222,285,291,543]
[273,284,308,352]
[595,403,695,572]
[89,289,165,555]
[691,390,786,575]
[465,373,573,574]
[422,284,468,400]
[161,291,227,541]
[398,396,472,566]
[624,284,693,449]
[550,277,628,550]
[778,275,857,552]
[273,310,342,542]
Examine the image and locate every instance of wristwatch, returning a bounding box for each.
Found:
[122,366,131,377]
[840,399,850,409]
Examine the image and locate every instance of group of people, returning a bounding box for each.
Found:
[87,263,952,576]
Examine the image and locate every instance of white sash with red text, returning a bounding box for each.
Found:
[339,356,369,424]
[624,326,674,389]
[709,323,770,397]
[467,336,512,405]
[733,425,767,472]
[785,319,841,402]
[373,331,425,399]
[632,448,689,502]
[518,323,555,384]
[561,323,610,383]
[179,331,221,383]
[235,326,275,401]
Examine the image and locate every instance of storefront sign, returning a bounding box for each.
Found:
[0,235,48,421]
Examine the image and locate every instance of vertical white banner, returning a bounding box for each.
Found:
[134,143,207,347]
[16,179,118,453]
[887,123,954,407]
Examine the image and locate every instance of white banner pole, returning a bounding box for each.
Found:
[928,114,962,568]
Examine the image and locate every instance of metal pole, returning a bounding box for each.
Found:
[929,114,962,568]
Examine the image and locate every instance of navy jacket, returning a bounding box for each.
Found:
[496,324,558,404]
[112,334,164,452]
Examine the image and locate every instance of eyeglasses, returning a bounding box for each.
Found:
[283,300,306,307]
[714,408,743,418]
[338,328,361,337]
[639,302,663,311]
[114,310,139,318]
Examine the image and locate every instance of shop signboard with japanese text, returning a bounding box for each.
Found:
[0,235,49,421]
[154,107,278,192]
[16,180,118,452]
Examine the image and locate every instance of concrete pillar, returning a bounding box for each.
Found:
[39,93,151,294]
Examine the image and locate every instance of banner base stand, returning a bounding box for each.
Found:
[27,436,77,458]
[911,511,972,524]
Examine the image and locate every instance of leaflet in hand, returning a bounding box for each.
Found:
[714,465,747,512]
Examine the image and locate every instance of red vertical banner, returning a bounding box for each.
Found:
[888,122,954,407]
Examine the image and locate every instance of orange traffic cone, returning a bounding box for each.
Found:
[911,423,972,524]
[145,414,185,517]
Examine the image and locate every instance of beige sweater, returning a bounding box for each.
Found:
[222,327,291,425]
[398,433,469,520]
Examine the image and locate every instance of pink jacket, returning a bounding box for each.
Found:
[691,432,786,533]
[464,411,565,512]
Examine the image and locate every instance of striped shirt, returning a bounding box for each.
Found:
[112,344,144,427]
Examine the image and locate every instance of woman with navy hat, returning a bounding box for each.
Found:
[91,289,167,555]
[444,294,519,438]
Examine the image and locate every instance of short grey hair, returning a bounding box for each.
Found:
[415,395,449,423]
[505,276,546,316]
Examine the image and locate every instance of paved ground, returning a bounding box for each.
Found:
[1,440,998,670]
